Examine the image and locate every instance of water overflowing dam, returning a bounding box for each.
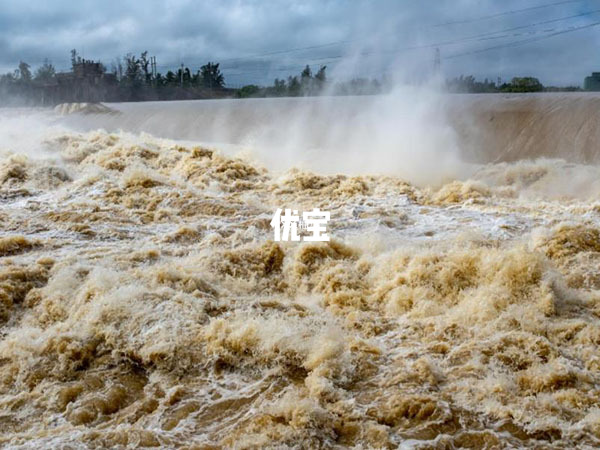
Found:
[59,92,600,165]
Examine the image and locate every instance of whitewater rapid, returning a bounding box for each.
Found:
[1,95,600,448]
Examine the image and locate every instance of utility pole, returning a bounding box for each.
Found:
[180,63,184,87]
[149,56,155,86]
[151,56,157,79]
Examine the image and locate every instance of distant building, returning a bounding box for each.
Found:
[584,72,600,91]
[51,61,117,103]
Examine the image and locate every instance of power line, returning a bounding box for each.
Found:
[219,14,600,81]
[217,40,354,64]
[453,8,600,41]
[127,6,600,83]
[382,9,600,52]
[257,11,600,64]
[222,61,338,77]
[171,5,600,78]
[168,0,592,68]
[446,20,600,58]
[435,0,587,26]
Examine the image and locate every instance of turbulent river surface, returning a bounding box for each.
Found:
[2,93,600,449]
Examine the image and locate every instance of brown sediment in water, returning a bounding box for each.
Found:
[1,129,600,448]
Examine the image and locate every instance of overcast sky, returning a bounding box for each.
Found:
[1,0,600,86]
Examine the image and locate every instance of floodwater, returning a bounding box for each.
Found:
[2,92,600,448]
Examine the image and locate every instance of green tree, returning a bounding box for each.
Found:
[273,78,287,96]
[140,51,151,84]
[124,53,142,83]
[200,62,224,88]
[301,65,312,80]
[18,61,32,82]
[236,84,261,98]
[70,49,82,70]
[34,59,56,83]
[446,75,498,93]
[287,75,300,96]
[165,70,177,85]
[314,65,327,93]
[315,65,326,82]
[505,77,543,93]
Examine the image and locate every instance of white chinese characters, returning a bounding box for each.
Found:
[270,208,330,242]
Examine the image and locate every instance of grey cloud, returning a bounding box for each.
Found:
[0,0,598,86]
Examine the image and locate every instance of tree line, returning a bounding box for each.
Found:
[0,50,389,105]
[445,75,581,93]
[1,49,580,105]
[0,50,232,105]
[235,64,387,98]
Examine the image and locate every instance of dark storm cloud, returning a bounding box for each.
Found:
[0,0,599,86]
